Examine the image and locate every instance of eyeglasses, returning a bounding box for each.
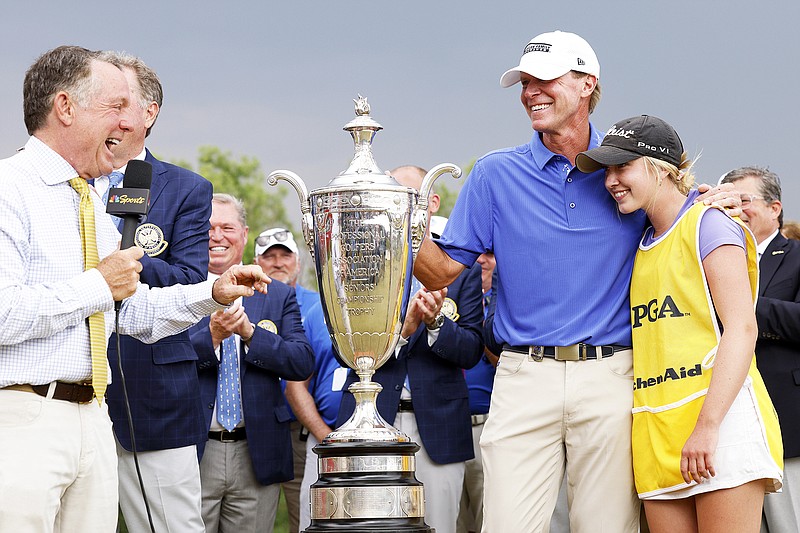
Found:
[255,229,291,246]
[740,194,764,206]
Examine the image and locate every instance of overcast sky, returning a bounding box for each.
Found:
[2,1,798,221]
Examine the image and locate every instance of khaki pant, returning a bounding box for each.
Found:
[457,420,487,533]
[118,441,204,533]
[281,421,306,533]
[762,456,800,533]
[0,389,118,533]
[480,349,639,533]
[200,438,280,532]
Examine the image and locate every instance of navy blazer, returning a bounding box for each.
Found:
[337,264,484,464]
[756,233,800,458]
[107,151,212,451]
[191,281,314,485]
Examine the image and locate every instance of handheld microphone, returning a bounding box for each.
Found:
[106,159,153,309]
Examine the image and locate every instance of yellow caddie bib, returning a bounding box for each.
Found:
[630,202,782,497]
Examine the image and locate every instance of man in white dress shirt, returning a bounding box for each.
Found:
[0,46,268,533]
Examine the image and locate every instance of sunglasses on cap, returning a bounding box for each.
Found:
[255,230,291,246]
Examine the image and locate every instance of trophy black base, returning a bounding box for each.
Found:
[304,441,433,533]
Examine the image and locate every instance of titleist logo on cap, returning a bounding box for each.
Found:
[606,126,635,139]
[524,42,552,54]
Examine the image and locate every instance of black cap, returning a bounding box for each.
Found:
[576,115,684,173]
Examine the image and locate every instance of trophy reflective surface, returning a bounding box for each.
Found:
[268,96,460,532]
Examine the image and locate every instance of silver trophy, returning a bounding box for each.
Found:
[268,96,460,531]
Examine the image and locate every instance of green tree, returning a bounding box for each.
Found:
[436,182,459,218]
[434,158,474,218]
[173,146,296,264]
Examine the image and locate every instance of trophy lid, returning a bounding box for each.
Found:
[326,95,399,187]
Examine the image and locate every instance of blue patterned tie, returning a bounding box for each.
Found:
[101,171,124,204]
[217,335,243,431]
[101,171,125,231]
[410,276,423,296]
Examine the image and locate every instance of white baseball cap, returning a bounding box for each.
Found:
[500,31,600,88]
[254,227,299,256]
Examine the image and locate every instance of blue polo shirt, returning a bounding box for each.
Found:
[437,124,646,347]
[303,302,343,426]
[282,284,323,423]
[295,284,321,317]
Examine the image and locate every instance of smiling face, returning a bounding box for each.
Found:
[110,66,158,168]
[208,201,249,275]
[255,246,300,286]
[604,157,663,214]
[735,175,782,243]
[519,72,595,135]
[65,60,131,178]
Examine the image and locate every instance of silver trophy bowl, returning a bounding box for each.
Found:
[268,96,460,444]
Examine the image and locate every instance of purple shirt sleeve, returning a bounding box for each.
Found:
[699,208,746,260]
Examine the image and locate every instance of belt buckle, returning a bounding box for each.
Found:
[220,431,236,443]
[528,346,544,362]
[554,345,580,362]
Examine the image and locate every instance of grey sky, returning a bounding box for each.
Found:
[2,1,798,220]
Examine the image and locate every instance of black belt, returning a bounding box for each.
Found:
[3,382,95,404]
[503,343,630,361]
[398,399,414,412]
[208,428,247,442]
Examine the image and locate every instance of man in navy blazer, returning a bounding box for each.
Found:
[337,166,484,533]
[722,167,800,532]
[97,52,214,533]
[191,194,313,532]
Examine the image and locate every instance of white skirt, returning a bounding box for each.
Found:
[643,378,783,500]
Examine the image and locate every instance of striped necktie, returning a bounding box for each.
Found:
[217,335,243,431]
[69,177,107,404]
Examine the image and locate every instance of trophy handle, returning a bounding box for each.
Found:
[267,170,314,258]
[411,163,462,257]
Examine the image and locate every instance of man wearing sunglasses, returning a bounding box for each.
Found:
[721,167,800,533]
[254,228,319,313]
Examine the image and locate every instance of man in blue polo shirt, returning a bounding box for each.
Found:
[416,31,642,531]
[286,301,344,533]
[253,226,318,533]
[415,30,737,533]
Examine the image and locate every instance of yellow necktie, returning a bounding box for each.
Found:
[69,177,107,404]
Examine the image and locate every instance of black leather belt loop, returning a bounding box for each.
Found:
[3,382,95,403]
[208,428,247,442]
[398,399,414,412]
[503,344,630,361]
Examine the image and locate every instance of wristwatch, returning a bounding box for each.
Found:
[426,312,445,330]
[241,323,256,343]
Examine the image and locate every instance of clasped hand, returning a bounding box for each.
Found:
[209,300,255,348]
[401,286,448,338]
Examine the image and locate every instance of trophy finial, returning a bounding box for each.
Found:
[354,94,370,116]
[333,95,397,185]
